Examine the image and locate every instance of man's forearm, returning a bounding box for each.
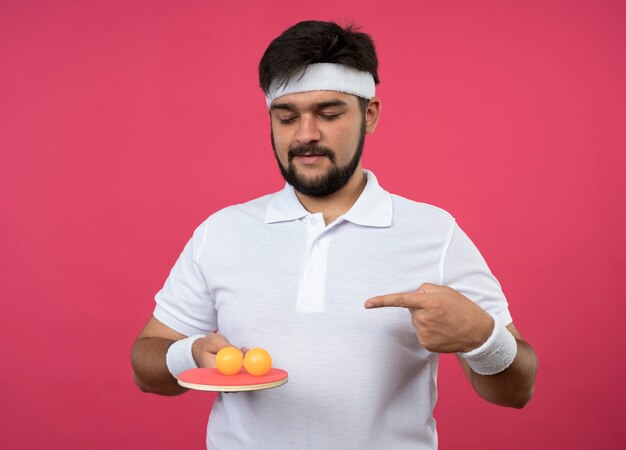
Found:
[131,337,188,396]
[461,339,537,408]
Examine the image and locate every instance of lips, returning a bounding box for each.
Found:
[290,152,327,162]
[296,154,325,164]
[291,152,325,158]
[287,144,336,163]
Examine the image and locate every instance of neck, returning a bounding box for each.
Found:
[295,168,367,225]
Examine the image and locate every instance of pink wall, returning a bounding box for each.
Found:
[2,1,625,448]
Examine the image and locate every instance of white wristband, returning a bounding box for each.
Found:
[165,334,205,378]
[460,313,517,375]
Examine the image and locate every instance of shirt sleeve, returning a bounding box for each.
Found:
[153,222,217,336]
[440,221,513,325]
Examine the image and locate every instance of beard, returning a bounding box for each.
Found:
[271,120,366,197]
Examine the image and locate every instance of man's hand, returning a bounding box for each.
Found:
[192,333,245,368]
[365,283,494,353]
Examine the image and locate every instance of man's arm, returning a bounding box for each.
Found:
[365,283,537,408]
[131,317,189,395]
[131,317,233,396]
[456,323,537,408]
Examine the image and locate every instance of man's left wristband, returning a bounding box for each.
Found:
[165,334,206,378]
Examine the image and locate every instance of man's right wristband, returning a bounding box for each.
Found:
[165,334,205,378]
[460,313,517,376]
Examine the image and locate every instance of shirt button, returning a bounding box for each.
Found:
[313,241,321,248]
[310,269,318,276]
[309,217,317,225]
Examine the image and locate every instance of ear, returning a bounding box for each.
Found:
[364,96,382,134]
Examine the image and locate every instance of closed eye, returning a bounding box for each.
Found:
[319,113,341,121]
[278,116,298,124]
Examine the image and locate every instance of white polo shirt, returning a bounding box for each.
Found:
[154,170,511,450]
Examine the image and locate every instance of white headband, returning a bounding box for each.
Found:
[265,63,376,108]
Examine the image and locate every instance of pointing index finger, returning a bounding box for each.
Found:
[365,292,427,309]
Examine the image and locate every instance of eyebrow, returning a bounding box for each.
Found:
[270,99,349,112]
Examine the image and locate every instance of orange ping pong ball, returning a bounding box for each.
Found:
[215,346,244,375]
[243,347,272,376]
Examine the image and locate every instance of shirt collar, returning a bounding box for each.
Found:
[264,182,310,223]
[342,170,393,227]
[265,170,393,227]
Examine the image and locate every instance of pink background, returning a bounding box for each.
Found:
[2,1,625,448]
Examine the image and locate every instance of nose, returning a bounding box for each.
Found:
[294,115,321,144]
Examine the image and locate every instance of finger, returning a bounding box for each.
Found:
[191,333,231,368]
[204,333,233,354]
[197,334,235,368]
[365,292,427,309]
[200,351,216,369]
[417,282,446,294]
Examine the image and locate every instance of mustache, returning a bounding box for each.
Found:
[288,144,336,163]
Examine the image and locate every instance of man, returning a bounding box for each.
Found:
[132,20,537,449]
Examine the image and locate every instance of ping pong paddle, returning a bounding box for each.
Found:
[178,368,288,392]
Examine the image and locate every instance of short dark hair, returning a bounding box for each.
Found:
[258,20,380,95]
